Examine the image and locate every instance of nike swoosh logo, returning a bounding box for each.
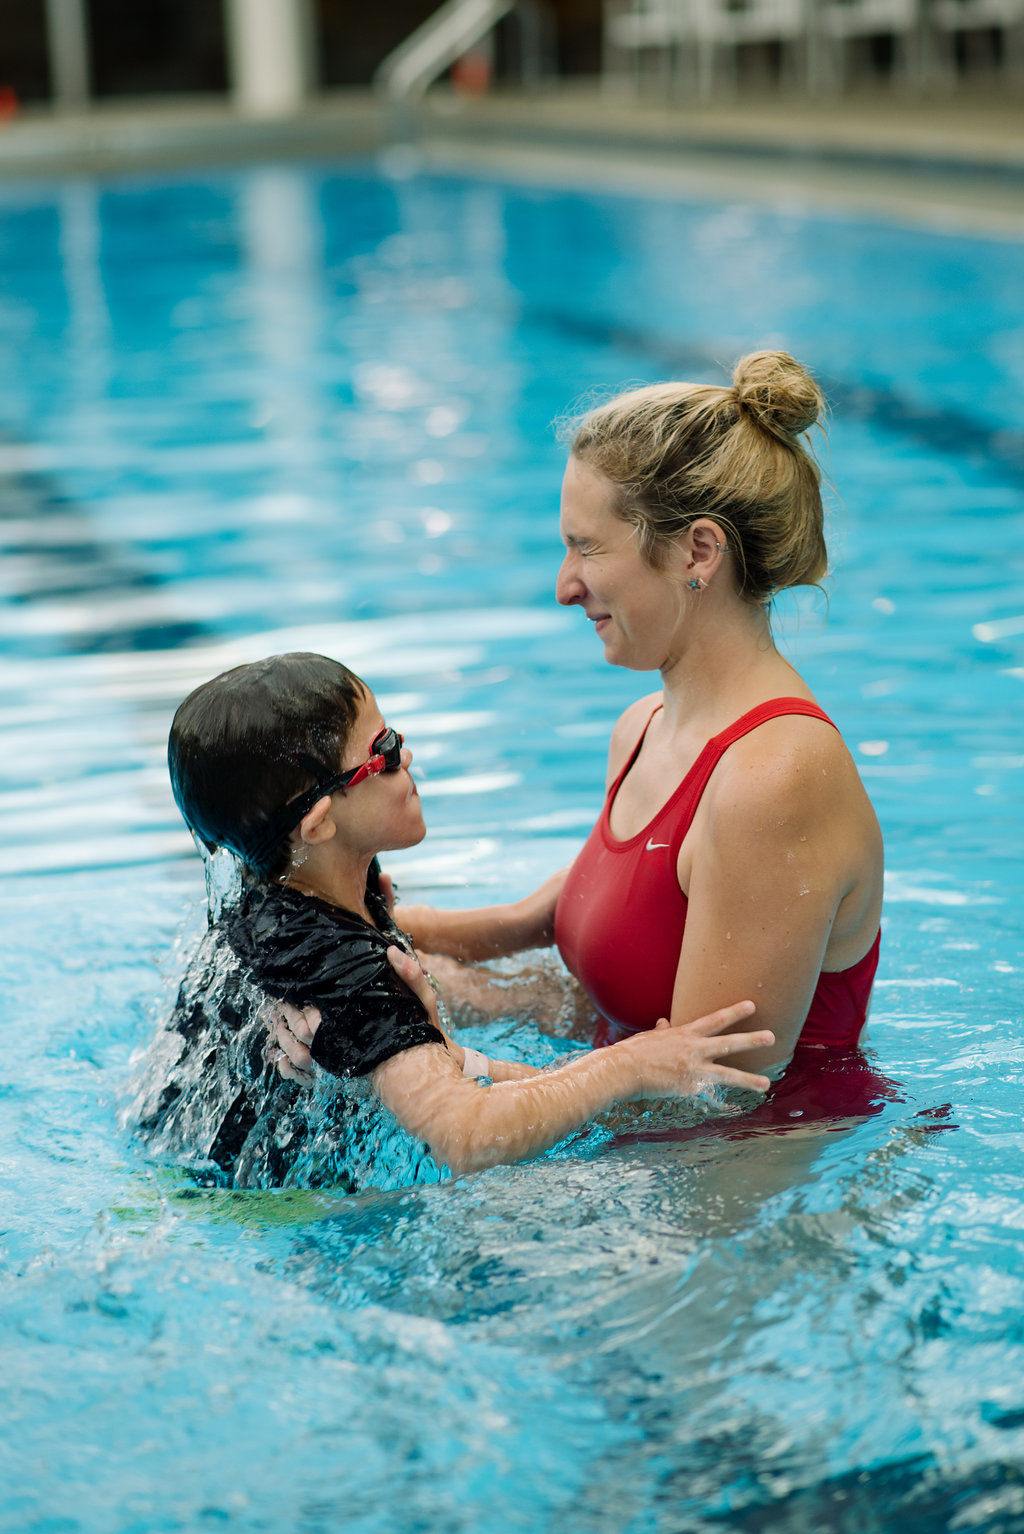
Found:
[646,839,670,851]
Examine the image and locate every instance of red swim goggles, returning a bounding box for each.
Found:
[244,726,404,871]
[288,726,405,819]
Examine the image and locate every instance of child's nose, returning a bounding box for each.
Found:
[401,744,413,769]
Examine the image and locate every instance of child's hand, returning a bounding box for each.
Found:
[619,1003,773,1099]
[266,999,322,1085]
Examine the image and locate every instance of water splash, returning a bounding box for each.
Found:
[124,916,444,1195]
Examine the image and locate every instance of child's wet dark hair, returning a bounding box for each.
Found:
[168,652,365,879]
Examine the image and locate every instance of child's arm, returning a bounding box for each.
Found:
[268,988,542,1084]
[373,1004,771,1176]
[272,949,772,1174]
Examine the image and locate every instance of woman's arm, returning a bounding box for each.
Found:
[394,865,569,962]
[390,692,663,962]
[410,949,593,1036]
[668,718,883,1070]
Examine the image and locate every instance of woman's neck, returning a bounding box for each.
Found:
[657,596,802,734]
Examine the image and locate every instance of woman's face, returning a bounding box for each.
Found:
[556,455,686,672]
[332,690,426,855]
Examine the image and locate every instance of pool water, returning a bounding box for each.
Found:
[2,157,1024,1532]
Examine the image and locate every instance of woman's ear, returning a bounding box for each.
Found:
[685,519,729,585]
[296,795,337,847]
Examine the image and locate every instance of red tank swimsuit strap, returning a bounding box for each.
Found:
[669,697,839,848]
[603,703,664,810]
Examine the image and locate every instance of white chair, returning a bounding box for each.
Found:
[689,0,808,98]
[810,0,925,90]
[928,0,1024,78]
[602,0,691,93]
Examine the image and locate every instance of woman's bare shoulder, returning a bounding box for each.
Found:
[708,710,869,829]
[606,691,663,783]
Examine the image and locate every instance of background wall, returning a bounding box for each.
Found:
[0,0,603,105]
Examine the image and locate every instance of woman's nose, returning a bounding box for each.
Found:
[556,551,584,607]
[401,744,413,769]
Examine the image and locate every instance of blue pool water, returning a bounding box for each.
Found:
[2,156,1024,1532]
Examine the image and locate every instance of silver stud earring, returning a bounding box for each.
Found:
[714,540,729,552]
[688,576,706,591]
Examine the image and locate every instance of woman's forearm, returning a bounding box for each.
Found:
[396,901,535,961]
[396,868,567,962]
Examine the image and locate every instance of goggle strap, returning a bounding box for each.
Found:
[241,728,402,871]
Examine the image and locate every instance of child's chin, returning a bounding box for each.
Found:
[389,817,427,851]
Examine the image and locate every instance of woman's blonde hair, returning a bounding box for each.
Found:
[567,351,827,605]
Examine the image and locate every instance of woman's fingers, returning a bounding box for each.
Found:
[264,1026,315,1085]
[270,999,320,1047]
[387,945,440,1025]
[275,1018,314,1071]
[262,998,322,1083]
[274,1052,316,1086]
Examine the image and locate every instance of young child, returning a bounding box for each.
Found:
[135,651,771,1188]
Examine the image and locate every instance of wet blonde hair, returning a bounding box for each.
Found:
[568,351,827,605]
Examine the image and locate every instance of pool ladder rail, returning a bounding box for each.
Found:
[374,0,552,111]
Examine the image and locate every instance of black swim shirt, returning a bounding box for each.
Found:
[222,879,445,1079]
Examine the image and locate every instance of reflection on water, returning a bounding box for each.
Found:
[1,159,1024,1531]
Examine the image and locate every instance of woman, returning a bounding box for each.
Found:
[277,349,883,1108]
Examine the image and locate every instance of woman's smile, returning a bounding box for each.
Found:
[557,455,682,672]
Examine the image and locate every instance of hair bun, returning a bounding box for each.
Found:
[733,350,823,440]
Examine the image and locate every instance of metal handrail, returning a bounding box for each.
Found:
[374,0,518,101]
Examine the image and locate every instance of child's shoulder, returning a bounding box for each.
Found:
[224,882,390,993]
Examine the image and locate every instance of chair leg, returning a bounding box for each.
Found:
[670,36,698,101]
[698,36,717,98]
[925,23,958,90]
[805,22,824,93]
[1006,19,1024,76]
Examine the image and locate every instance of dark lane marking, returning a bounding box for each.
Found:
[523,308,1024,489]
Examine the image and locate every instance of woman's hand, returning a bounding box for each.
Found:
[386,944,440,1026]
[266,999,321,1085]
[386,946,542,1083]
[391,902,437,951]
[386,945,466,1069]
[618,1003,773,1099]
[377,870,397,916]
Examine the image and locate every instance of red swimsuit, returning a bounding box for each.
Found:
[554,697,880,1050]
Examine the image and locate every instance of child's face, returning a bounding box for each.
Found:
[329,690,426,857]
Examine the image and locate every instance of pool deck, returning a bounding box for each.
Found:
[1,82,1022,233]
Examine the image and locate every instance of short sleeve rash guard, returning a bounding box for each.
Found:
[222,880,445,1079]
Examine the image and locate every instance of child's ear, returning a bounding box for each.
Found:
[296,795,337,847]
